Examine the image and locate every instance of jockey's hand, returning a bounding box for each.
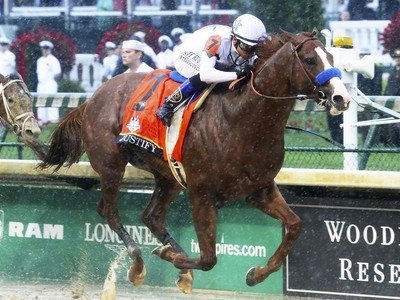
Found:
[235,64,252,79]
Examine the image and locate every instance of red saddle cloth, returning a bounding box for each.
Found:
[116,69,202,162]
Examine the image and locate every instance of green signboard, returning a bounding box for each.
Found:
[0,184,282,295]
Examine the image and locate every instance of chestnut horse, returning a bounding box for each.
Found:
[38,30,351,293]
[0,73,46,158]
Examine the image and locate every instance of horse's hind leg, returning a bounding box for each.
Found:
[90,154,146,287]
[141,175,194,293]
[245,183,302,286]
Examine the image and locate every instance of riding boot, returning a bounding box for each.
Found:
[156,78,196,126]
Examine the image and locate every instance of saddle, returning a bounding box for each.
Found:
[116,69,214,186]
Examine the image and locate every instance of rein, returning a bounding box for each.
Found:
[0,79,36,136]
[248,37,339,101]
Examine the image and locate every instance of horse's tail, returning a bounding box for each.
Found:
[38,101,88,172]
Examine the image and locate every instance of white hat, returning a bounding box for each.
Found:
[39,40,54,49]
[122,40,145,52]
[0,37,11,45]
[133,31,146,41]
[171,27,185,37]
[158,35,173,48]
[105,41,116,49]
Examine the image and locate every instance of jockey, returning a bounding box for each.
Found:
[155,13,267,126]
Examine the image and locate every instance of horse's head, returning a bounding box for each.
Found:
[282,29,351,115]
[0,73,41,142]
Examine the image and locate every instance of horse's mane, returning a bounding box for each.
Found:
[254,29,319,71]
[255,34,285,65]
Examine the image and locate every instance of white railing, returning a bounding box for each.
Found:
[69,54,103,93]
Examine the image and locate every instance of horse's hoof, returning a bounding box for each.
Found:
[246,267,259,287]
[152,244,173,258]
[127,264,147,287]
[175,271,193,294]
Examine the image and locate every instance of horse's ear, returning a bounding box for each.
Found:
[311,27,319,37]
[280,28,296,43]
[0,73,6,83]
[7,72,22,81]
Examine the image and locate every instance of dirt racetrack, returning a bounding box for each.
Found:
[0,281,318,300]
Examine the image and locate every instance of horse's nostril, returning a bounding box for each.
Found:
[332,95,349,111]
[318,91,326,99]
[24,129,40,138]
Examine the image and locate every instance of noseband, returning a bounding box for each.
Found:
[0,79,36,136]
[250,37,342,101]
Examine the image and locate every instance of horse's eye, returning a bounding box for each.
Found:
[8,98,14,104]
[304,57,316,66]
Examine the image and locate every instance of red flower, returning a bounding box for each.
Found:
[381,12,400,54]
[97,21,161,61]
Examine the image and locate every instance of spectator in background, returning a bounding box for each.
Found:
[0,37,16,76]
[132,31,158,68]
[36,40,61,125]
[161,0,176,10]
[218,0,231,9]
[111,41,128,77]
[378,0,399,20]
[385,49,400,95]
[96,0,113,11]
[347,0,377,20]
[112,35,157,77]
[96,0,114,29]
[121,40,154,73]
[156,35,174,70]
[171,27,185,52]
[41,0,62,5]
[102,41,118,82]
[338,0,349,13]
[340,10,351,21]
[380,49,400,146]
[113,0,126,13]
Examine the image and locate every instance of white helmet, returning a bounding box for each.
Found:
[232,14,267,46]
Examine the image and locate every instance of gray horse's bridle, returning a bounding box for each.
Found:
[0,79,36,136]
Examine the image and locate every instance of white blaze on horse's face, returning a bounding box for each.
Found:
[315,47,351,115]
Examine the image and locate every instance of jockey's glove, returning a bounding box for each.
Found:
[235,64,252,79]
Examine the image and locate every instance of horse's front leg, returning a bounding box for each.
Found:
[94,161,146,287]
[155,191,218,272]
[245,183,302,286]
[142,175,194,293]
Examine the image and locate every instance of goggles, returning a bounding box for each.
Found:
[238,41,257,53]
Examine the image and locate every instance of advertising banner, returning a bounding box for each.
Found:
[286,194,400,299]
[0,184,282,294]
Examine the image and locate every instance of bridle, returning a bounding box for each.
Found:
[249,37,341,101]
[0,79,36,136]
